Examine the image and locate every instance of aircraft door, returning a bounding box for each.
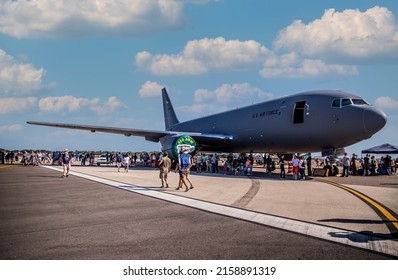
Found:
[293,101,306,124]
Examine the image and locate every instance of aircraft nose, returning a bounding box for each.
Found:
[363,107,387,135]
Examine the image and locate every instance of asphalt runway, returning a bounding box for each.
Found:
[0,164,396,259]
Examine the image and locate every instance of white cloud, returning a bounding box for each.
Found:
[194,83,273,104]
[91,96,126,115]
[275,6,398,60]
[0,97,38,114]
[0,124,22,133]
[0,94,124,116]
[261,52,358,78]
[38,95,97,113]
[38,95,124,115]
[136,36,359,79]
[0,49,47,96]
[179,103,228,117]
[136,37,270,75]
[375,96,398,110]
[138,81,165,97]
[0,0,206,38]
[178,83,273,117]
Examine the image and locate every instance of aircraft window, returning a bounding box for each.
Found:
[352,99,369,105]
[341,99,352,106]
[293,101,305,124]
[332,99,341,107]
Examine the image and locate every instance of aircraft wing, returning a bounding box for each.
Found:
[27,121,171,142]
[26,121,233,144]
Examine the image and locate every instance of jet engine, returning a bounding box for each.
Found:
[160,135,197,159]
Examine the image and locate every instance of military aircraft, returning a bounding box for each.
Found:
[28,88,387,158]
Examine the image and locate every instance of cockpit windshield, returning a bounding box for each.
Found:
[332,98,369,108]
[342,99,352,106]
[352,98,369,105]
[332,99,340,107]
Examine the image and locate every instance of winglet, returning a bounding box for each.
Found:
[162,88,179,130]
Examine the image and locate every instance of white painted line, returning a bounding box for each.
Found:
[45,165,398,257]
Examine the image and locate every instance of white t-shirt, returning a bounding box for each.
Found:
[123,156,130,165]
[342,155,350,166]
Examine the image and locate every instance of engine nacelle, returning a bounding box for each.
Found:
[160,135,197,159]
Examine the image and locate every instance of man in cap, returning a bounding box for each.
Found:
[62,149,72,177]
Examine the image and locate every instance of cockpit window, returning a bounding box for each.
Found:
[341,99,352,106]
[352,98,369,105]
[332,98,369,108]
[332,99,341,107]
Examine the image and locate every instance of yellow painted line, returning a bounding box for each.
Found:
[314,178,398,231]
[0,165,12,169]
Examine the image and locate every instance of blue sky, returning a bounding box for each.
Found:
[1,0,397,155]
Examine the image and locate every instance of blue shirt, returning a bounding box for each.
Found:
[62,154,72,164]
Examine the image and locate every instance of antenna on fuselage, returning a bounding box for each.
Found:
[162,88,180,130]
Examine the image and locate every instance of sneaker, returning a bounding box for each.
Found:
[185,188,189,192]
[189,185,194,189]
[176,187,180,190]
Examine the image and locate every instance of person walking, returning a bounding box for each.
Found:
[292,155,299,180]
[299,156,306,180]
[116,152,123,172]
[370,155,377,175]
[279,155,286,179]
[211,154,219,173]
[62,149,72,177]
[195,153,202,173]
[123,154,130,172]
[363,154,370,176]
[306,153,312,176]
[266,155,272,174]
[159,152,171,188]
[351,153,358,176]
[175,150,194,192]
[342,153,350,177]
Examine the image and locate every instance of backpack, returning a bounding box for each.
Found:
[180,153,191,169]
[116,154,122,163]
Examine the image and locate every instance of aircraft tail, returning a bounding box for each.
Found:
[162,88,179,130]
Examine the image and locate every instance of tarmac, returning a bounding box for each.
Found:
[0,163,397,259]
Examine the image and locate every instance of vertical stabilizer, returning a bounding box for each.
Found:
[162,88,179,130]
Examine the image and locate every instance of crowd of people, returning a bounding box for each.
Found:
[320,153,398,177]
[2,148,396,202]
[0,150,52,167]
[1,149,397,180]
